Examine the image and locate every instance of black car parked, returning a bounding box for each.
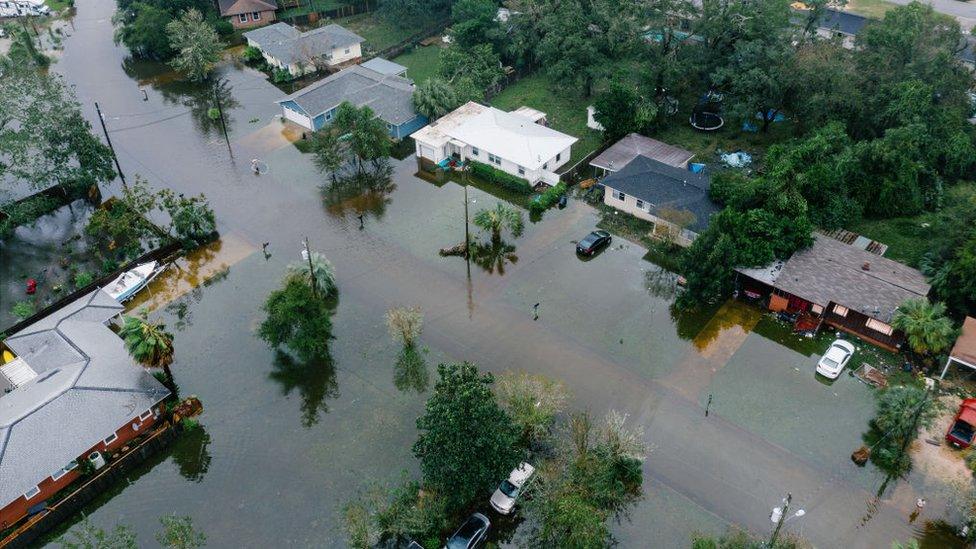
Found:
[576,230,612,256]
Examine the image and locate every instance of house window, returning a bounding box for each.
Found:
[488,153,501,165]
[252,11,260,20]
[613,190,626,201]
[635,199,644,210]
[238,13,248,22]
[518,166,525,176]
[542,163,548,170]
[103,433,119,446]
[139,409,153,421]
[344,48,350,54]
[866,318,894,336]
[471,148,479,156]
[833,304,849,317]
[811,304,824,315]
[23,486,40,500]
[52,460,78,481]
[556,153,561,162]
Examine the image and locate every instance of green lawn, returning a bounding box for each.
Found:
[44,0,71,11]
[847,215,937,268]
[650,121,794,163]
[845,0,895,19]
[489,74,604,167]
[278,0,344,20]
[391,44,443,85]
[335,13,434,52]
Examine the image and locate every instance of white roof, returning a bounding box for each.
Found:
[412,101,488,149]
[447,104,577,170]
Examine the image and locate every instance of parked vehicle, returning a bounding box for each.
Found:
[946,399,976,449]
[576,230,611,256]
[445,513,490,549]
[489,462,535,514]
[815,339,855,379]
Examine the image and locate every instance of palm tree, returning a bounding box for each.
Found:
[412,77,459,120]
[119,313,177,394]
[891,299,956,356]
[473,202,524,244]
[286,250,337,298]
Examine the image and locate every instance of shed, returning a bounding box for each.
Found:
[941,317,976,379]
[590,133,694,175]
[360,57,408,78]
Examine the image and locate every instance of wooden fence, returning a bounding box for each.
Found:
[558,141,611,184]
[0,424,180,549]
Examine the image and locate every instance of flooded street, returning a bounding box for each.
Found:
[10,1,961,546]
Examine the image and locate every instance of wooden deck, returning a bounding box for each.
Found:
[823,309,903,352]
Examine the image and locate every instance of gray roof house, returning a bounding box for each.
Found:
[601,154,719,244]
[360,57,408,78]
[590,133,695,174]
[0,290,170,512]
[244,23,365,75]
[277,64,427,138]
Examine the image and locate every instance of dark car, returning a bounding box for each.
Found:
[445,513,490,549]
[576,230,611,256]
[947,399,976,448]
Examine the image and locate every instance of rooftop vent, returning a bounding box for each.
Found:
[862,262,871,271]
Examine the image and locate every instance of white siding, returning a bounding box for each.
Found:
[282,106,312,129]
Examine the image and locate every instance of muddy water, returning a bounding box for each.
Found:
[16,0,963,546]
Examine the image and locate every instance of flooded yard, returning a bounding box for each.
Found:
[11,1,966,546]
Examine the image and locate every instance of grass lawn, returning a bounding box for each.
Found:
[278,0,344,20]
[846,0,895,19]
[650,121,794,163]
[44,0,71,11]
[391,44,443,85]
[847,214,937,268]
[489,74,604,167]
[335,13,434,52]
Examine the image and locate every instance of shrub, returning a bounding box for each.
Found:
[12,300,34,319]
[468,160,532,195]
[529,182,568,214]
[74,271,94,288]
[241,45,263,63]
[272,67,294,83]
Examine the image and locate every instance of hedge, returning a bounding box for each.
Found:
[468,160,532,195]
[529,182,567,213]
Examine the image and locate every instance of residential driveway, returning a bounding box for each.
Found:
[36,1,955,546]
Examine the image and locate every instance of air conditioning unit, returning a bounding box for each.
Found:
[88,451,107,470]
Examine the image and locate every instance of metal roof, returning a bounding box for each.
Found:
[600,154,718,233]
[359,57,407,77]
[590,133,694,172]
[277,64,418,125]
[244,23,364,67]
[951,317,976,368]
[0,290,170,508]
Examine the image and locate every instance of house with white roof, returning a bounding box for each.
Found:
[244,22,364,77]
[412,102,578,185]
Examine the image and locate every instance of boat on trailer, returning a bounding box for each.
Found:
[102,261,163,302]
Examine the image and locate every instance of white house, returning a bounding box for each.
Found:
[0,0,50,17]
[412,102,577,185]
[243,23,364,77]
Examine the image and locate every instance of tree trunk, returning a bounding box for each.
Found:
[161,363,178,396]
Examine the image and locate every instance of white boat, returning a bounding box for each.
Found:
[103,261,160,302]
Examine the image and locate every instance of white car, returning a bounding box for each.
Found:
[816,339,855,379]
[489,462,535,514]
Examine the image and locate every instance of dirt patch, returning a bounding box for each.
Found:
[911,396,973,486]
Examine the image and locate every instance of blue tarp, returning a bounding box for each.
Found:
[688,163,706,174]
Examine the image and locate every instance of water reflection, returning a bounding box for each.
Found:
[170,424,212,482]
[321,163,396,222]
[268,349,339,428]
[644,266,679,300]
[393,346,429,393]
[469,239,519,275]
[156,78,240,138]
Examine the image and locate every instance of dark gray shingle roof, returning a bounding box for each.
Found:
[818,8,868,36]
[601,154,719,233]
[0,290,170,507]
[244,23,364,66]
[277,65,418,125]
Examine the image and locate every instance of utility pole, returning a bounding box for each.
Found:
[212,81,233,157]
[303,237,318,298]
[769,493,792,548]
[463,167,470,259]
[94,102,128,189]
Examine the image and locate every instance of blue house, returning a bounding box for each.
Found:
[276,62,427,140]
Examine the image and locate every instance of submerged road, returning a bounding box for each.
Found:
[43,1,937,546]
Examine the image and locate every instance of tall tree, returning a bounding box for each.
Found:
[451,0,501,49]
[536,0,607,97]
[438,43,505,99]
[891,299,957,356]
[592,80,656,142]
[413,362,520,510]
[259,276,334,362]
[166,9,222,81]
[119,312,177,394]
[113,2,175,59]
[332,102,392,172]
[311,130,346,184]
[412,77,460,120]
[712,38,796,132]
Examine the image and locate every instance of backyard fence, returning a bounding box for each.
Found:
[0,424,180,549]
[368,18,451,60]
[283,1,373,28]
[558,141,611,184]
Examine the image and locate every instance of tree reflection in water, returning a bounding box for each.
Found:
[170,423,212,482]
[321,162,396,222]
[154,76,240,138]
[268,349,339,428]
[468,238,519,275]
[393,346,429,393]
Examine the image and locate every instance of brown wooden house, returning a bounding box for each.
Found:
[735,233,931,351]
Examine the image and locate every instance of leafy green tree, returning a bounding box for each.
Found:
[495,371,568,446]
[113,2,175,59]
[868,385,939,474]
[8,26,50,67]
[412,77,460,121]
[695,0,793,77]
[160,190,216,249]
[924,186,976,317]
[155,515,206,549]
[0,66,115,194]
[712,38,796,132]
[311,129,346,184]
[637,0,698,102]
[119,312,177,394]
[593,80,656,142]
[536,1,606,97]
[530,491,610,548]
[259,276,334,362]
[285,250,337,299]
[891,299,956,356]
[332,102,392,172]
[166,9,222,82]
[85,177,159,259]
[413,362,520,510]
[438,43,504,99]
[472,202,524,244]
[691,526,804,548]
[379,0,450,28]
[341,475,449,547]
[59,519,137,549]
[450,0,500,49]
